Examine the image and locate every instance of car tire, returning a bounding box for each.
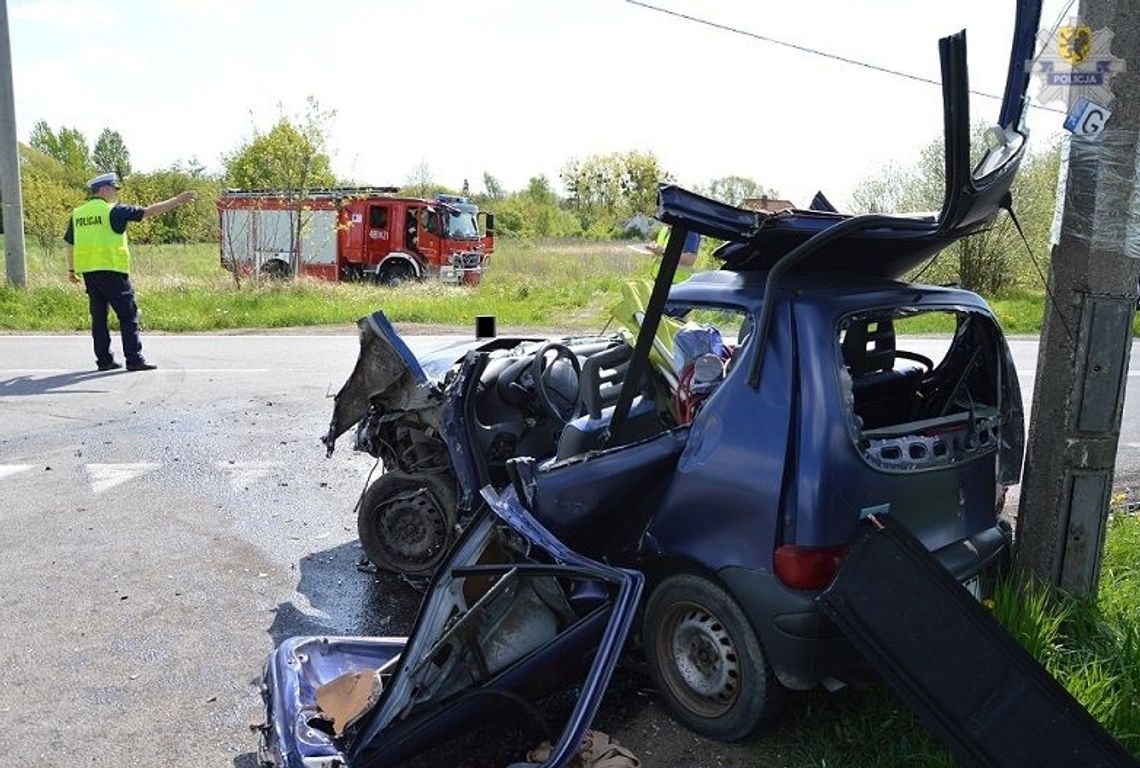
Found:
[643,573,784,741]
[357,471,458,578]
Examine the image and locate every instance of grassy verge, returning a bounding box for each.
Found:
[0,237,1088,335]
[0,240,653,332]
[768,509,1140,765]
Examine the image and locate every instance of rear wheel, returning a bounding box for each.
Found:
[643,573,784,740]
[260,259,291,279]
[357,471,458,577]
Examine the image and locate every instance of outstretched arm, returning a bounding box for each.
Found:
[143,190,198,219]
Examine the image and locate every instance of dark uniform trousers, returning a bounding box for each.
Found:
[82,270,143,366]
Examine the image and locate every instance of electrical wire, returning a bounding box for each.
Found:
[908,253,943,285]
[351,455,383,520]
[1002,194,1075,344]
[626,0,1068,115]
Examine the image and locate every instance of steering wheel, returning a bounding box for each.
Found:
[530,343,582,422]
[895,350,935,371]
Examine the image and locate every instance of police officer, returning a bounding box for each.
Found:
[65,173,197,371]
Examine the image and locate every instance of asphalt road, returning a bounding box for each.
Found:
[3,332,1140,767]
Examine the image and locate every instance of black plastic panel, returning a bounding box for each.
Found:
[819,517,1136,768]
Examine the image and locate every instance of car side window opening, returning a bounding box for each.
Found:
[656,304,752,426]
[837,309,1006,471]
[423,208,439,236]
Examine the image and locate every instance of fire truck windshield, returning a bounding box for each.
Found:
[445,211,479,240]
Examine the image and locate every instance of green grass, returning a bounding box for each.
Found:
[768,510,1140,766]
[0,239,650,332]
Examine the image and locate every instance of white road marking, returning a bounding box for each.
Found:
[0,334,359,340]
[216,461,282,489]
[0,369,270,374]
[84,463,160,494]
[0,465,32,480]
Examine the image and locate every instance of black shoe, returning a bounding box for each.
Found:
[96,361,123,371]
[126,361,158,371]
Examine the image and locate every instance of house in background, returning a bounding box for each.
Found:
[741,195,798,213]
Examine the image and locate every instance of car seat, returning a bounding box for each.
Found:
[842,318,923,429]
[554,344,661,461]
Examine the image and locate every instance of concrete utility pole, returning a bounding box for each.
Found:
[0,0,26,287]
[1017,0,1140,597]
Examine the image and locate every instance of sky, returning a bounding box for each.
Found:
[9,0,1070,209]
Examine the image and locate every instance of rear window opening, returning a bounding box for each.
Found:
[837,309,1007,471]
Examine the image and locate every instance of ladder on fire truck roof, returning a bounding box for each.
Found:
[220,186,402,199]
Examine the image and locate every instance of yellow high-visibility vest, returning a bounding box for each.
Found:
[72,198,130,274]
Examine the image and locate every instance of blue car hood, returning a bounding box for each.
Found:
[323,311,488,454]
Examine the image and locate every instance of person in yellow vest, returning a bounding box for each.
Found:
[65,172,197,371]
[648,223,701,280]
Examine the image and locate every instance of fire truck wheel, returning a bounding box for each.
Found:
[357,471,458,577]
[377,261,416,286]
[261,259,291,279]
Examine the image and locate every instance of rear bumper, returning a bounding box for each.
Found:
[719,523,1011,690]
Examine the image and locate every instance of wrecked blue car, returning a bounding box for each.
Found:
[258,1,1042,764]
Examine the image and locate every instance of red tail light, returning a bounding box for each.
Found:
[774,544,849,590]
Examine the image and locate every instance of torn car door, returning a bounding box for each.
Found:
[258,487,642,768]
[819,516,1135,768]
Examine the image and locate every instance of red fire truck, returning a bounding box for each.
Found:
[216,188,494,285]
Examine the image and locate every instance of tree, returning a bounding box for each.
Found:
[222,98,337,276]
[701,175,773,207]
[524,175,557,205]
[850,126,1060,296]
[92,128,132,179]
[174,155,208,179]
[223,103,336,190]
[122,167,221,244]
[481,171,504,201]
[404,160,434,198]
[561,150,670,235]
[28,120,58,158]
[18,144,83,252]
[29,121,92,183]
[486,174,582,239]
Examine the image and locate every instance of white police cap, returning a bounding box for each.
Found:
[87,172,121,191]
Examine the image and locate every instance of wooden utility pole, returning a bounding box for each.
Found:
[0,0,27,287]
[1016,0,1140,596]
